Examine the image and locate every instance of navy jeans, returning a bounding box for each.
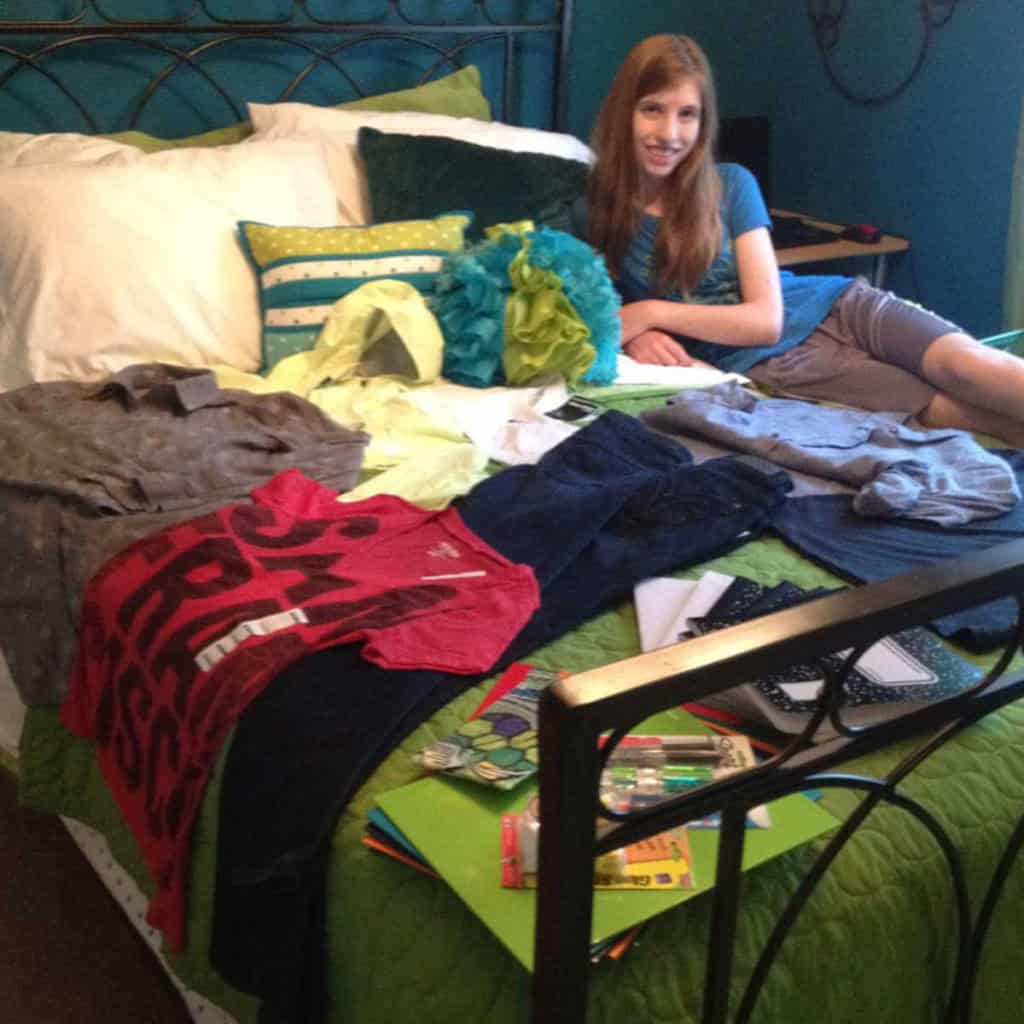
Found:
[211,411,792,1022]
[770,471,1024,653]
[459,410,794,650]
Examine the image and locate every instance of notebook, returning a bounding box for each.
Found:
[687,576,984,739]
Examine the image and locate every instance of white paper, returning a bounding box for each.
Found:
[613,353,749,388]
[634,571,734,652]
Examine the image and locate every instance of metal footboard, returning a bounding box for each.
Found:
[533,539,1024,1023]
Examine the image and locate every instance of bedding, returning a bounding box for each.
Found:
[357,127,589,238]
[17,527,1024,1024]
[0,138,338,388]
[0,129,139,165]
[101,64,492,154]
[247,101,592,225]
[9,368,1024,1023]
[5,11,1024,1024]
[237,213,472,369]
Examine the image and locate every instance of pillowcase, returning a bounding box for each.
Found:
[104,64,490,154]
[247,101,592,225]
[0,138,338,390]
[237,212,472,370]
[335,63,490,120]
[358,127,589,239]
[0,130,140,167]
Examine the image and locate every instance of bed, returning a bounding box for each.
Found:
[4,6,1024,1024]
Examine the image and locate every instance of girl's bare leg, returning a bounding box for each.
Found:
[920,332,1024,424]
[917,392,1024,447]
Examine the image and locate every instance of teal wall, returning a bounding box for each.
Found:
[566,0,775,142]
[567,0,1024,337]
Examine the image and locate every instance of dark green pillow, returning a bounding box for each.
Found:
[358,126,588,240]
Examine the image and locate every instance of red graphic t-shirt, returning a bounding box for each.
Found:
[61,469,539,951]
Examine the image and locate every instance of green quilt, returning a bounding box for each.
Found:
[17,528,1024,1024]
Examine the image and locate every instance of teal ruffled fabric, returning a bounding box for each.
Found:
[525,228,621,386]
[432,233,521,388]
[431,226,621,388]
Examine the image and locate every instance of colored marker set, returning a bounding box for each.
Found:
[600,735,729,812]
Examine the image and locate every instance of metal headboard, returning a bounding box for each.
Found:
[0,1,574,134]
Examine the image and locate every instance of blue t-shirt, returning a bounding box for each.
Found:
[575,163,851,374]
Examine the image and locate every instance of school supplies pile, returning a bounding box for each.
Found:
[501,792,695,891]
[596,732,772,827]
[637,573,984,740]
[367,707,840,971]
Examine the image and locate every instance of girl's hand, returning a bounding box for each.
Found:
[622,330,693,366]
[618,301,655,344]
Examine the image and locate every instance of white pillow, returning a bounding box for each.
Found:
[0,130,140,167]
[247,102,593,225]
[0,138,338,391]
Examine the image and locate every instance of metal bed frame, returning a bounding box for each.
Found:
[534,539,1024,1023]
[0,1,574,133]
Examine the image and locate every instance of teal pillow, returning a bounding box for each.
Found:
[357,127,589,241]
[237,213,472,370]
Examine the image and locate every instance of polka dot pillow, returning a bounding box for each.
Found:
[238,212,471,370]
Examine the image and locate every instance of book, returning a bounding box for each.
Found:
[686,576,985,740]
[418,662,568,790]
[373,707,840,971]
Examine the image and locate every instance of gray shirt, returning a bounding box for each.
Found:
[0,364,369,705]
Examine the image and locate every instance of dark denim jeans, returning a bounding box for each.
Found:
[771,449,1024,652]
[211,411,792,1022]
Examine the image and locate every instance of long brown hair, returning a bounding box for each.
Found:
[587,34,722,296]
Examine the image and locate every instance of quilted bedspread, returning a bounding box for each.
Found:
[17,528,1024,1024]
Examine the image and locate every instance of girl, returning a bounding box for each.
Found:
[577,33,1024,446]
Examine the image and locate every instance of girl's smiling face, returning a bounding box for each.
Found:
[632,78,703,194]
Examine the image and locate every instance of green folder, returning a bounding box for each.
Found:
[375,708,840,971]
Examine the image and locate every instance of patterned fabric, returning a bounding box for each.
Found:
[238,212,471,370]
[419,663,566,789]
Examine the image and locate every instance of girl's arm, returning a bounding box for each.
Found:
[619,226,784,353]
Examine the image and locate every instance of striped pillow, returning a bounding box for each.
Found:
[238,212,471,370]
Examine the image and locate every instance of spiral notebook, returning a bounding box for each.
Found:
[686,576,984,739]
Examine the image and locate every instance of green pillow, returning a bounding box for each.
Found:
[237,212,472,370]
[104,121,251,152]
[338,64,490,119]
[357,127,589,241]
[104,65,490,153]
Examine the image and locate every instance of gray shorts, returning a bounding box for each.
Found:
[747,278,963,415]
